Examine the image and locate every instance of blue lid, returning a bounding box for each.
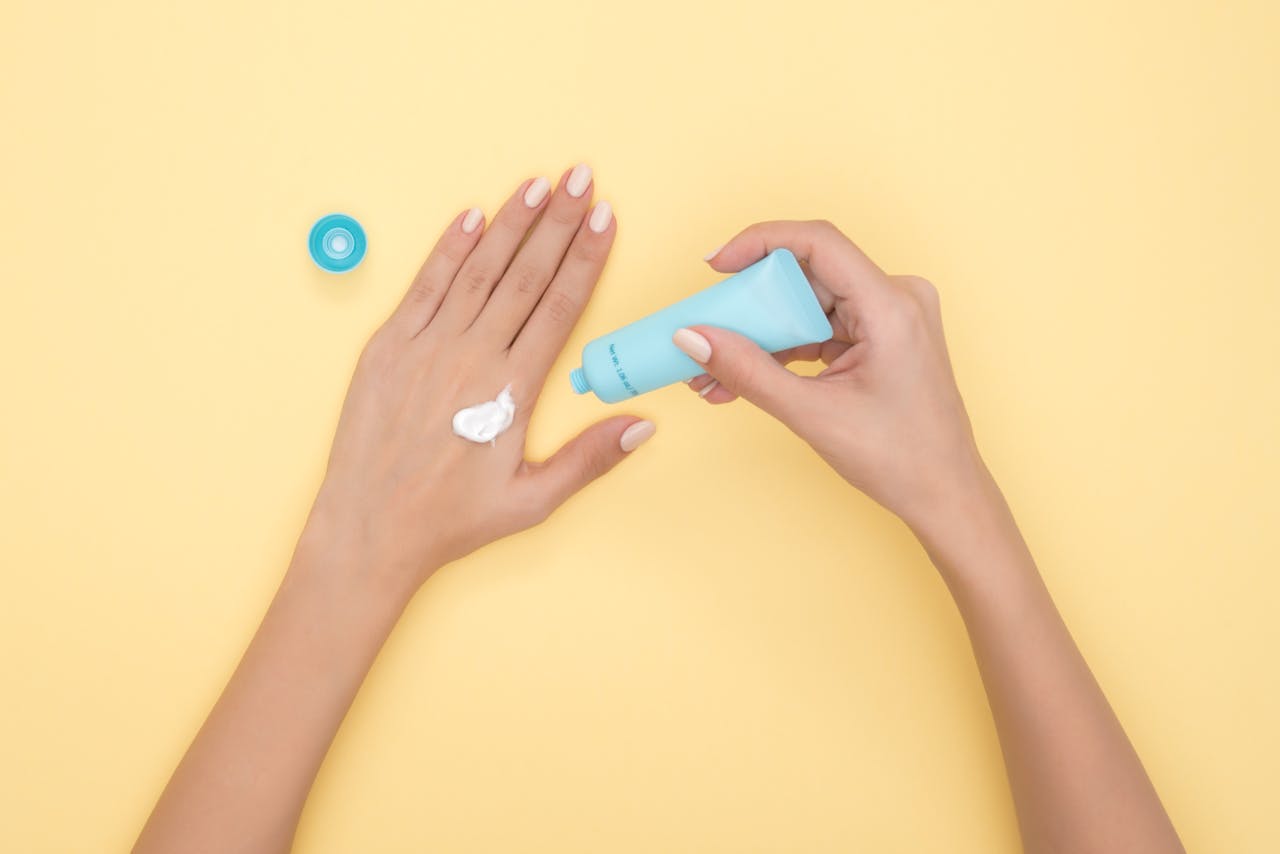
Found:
[308,213,367,273]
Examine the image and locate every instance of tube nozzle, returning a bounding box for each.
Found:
[569,367,591,394]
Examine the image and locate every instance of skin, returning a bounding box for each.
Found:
[134,176,1183,854]
[682,221,1184,854]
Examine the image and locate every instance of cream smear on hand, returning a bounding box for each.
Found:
[452,384,516,445]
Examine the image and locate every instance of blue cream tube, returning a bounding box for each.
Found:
[569,248,830,403]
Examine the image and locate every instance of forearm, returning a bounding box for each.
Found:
[135,530,409,854]
[914,471,1183,854]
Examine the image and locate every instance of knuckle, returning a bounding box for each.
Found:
[459,265,492,295]
[508,263,544,295]
[728,357,756,391]
[567,236,604,265]
[547,203,583,228]
[406,277,439,304]
[897,275,941,323]
[576,443,611,482]
[495,213,527,240]
[542,289,580,325]
[902,274,939,302]
[886,290,927,331]
[358,334,396,376]
[436,238,470,266]
[536,490,557,520]
[518,492,555,526]
[901,289,926,318]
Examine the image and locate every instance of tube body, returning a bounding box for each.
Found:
[570,248,830,403]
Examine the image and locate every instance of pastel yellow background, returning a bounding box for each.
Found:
[2,0,1277,850]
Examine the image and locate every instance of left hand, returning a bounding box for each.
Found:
[298,166,654,598]
[679,220,983,541]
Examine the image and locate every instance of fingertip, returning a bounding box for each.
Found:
[686,375,738,405]
[681,323,805,415]
[588,199,614,234]
[705,242,763,274]
[528,414,647,512]
[704,385,737,405]
[460,206,484,235]
[704,246,739,273]
[672,327,713,364]
[564,162,593,199]
[686,373,712,392]
[619,419,656,452]
[523,176,552,208]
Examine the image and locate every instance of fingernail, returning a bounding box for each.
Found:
[461,207,483,234]
[523,176,551,208]
[697,379,719,398]
[619,420,656,453]
[703,243,724,262]
[672,328,711,363]
[588,200,613,233]
[566,163,592,198]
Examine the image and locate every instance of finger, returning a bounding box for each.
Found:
[686,343,818,392]
[687,373,719,395]
[686,375,737,405]
[509,199,615,379]
[776,338,854,366]
[703,219,890,302]
[474,164,595,347]
[389,207,485,336]
[685,338,852,405]
[672,326,807,421]
[518,416,654,518]
[699,384,738,404]
[771,343,824,365]
[799,258,838,314]
[685,347,800,402]
[890,274,945,333]
[430,175,552,333]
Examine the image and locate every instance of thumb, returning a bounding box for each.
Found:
[673,326,806,421]
[523,416,656,514]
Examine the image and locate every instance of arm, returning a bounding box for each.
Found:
[135,166,653,854]
[132,540,405,853]
[921,477,1181,854]
[677,220,1184,854]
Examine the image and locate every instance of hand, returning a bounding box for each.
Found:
[301,167,654,598]
[676,220,987,536]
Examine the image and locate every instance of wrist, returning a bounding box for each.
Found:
[903,455,1034,590]
[288,515,428,618]
[899,443,996,540]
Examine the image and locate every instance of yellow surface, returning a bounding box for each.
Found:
[2,0,1277,850]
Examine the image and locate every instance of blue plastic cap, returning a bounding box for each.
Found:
[309,213,367,273]
[569,367,590,394]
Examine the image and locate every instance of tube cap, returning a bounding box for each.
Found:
[308,213,367,273]
[569,367,591,394]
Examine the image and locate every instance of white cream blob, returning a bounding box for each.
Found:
[451,384,516,445]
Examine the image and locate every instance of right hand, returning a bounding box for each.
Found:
[675,220,992,536]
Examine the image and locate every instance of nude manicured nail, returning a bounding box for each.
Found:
[588,200,613,233]
[461,207,483,234]
[697,379,719,398]
[673,328,711,363]
[566,163,592,198]
[524,176,551,207]
[703,243,724,262]
[619,420,656,452]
